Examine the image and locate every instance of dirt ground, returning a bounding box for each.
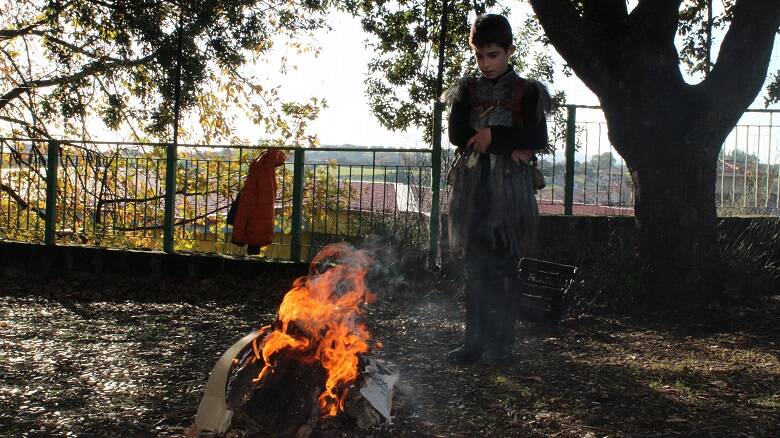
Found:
[1,272,778,438]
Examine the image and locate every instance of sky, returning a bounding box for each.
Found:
[251,12,430,149]
[252,7,780,149]
[253,10,597,149]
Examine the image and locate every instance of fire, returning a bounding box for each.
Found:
[250,243,375,416]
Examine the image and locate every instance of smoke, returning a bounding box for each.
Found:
[354,234,430,300]
[350,235,461,427]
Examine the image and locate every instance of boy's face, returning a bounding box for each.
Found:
[473,43,515,80]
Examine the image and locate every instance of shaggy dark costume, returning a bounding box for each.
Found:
[444,66,550,363]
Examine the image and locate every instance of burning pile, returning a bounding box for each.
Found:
[194,243,396,437]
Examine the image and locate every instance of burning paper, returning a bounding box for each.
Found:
[359,357,399,422]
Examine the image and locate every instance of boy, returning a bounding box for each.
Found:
[444,14,550,364]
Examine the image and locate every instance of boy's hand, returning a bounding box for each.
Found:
[511,149,534,165]
[467,128,491,153]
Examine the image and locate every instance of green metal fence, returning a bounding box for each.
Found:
[717,110,780,215]
[533,106,780,216]
[1,106,778,261]
[0,138,434,261]
[0,140,47,243]
[533,105,636,216]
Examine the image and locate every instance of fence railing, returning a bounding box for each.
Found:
[534,105,636,216]
[717,110,780,215]
[1,106,778,261]
[0,139,434,261]
[530,106,780,217]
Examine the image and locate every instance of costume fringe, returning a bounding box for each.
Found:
[447,153,538,260]
[489,157,539,258]
[525,80,552,124]
[441,77,471,108]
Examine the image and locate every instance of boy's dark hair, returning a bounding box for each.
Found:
[469,14,513,49]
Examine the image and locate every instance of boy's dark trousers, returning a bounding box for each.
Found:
[449,233,518,363]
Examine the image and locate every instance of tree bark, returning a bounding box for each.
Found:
[628,138,720,307]
[529,0,780,309]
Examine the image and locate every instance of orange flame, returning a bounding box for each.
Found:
[252,243,375,416]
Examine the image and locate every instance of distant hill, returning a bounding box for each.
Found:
[305,145,431,166]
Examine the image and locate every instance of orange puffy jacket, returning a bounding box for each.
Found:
[231,149,286,247]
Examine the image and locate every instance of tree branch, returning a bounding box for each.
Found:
[29,30,131,63]
[100,189,224,206]
[0,23,42,41]
[0,140,47,181]
[94,75,144,139]
[627,0,683,43]
[0,52,158,111]
[583,0,628,25]
[0,0,78,41]
[112,204,230,231]
[0,115,51,139]
[0,47,29,88]
[699,0,780,118]
[529,0,620,95]
[0,183,46,219]
[528,0,587,66]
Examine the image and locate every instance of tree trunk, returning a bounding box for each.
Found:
[527,0,780,311]
[624,137,721,309]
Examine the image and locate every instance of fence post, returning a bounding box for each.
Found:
[290,148,305,262]
[163,142,177,252]
[44,140,59,245]
[564,105,577,216]
[429,0,448,269]
[429,101,443,268]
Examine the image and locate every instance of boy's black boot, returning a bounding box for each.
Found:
[446,312,484,363]
[481,276,516,365]
[447,341,483,363]
[447,281,485,363]
[482,315,514,364]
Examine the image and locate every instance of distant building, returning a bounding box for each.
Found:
[716,158,779,211]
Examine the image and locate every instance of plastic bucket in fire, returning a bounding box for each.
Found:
[514,258,578,325]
